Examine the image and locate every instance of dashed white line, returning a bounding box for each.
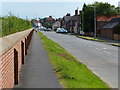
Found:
[104,51,111,54]
[95,48,101,51]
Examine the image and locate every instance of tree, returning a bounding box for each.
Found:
[81,2,120,33]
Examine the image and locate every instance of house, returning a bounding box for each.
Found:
[62,13,72,32]
[46,16,55,25]
[96,14,120,37]
[31,19,42,29]
[70,9,81,34]
[52,21,61,31]
[100,17,120,40]
[62,9,81,34]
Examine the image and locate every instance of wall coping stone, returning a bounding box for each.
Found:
[0,28,33,56]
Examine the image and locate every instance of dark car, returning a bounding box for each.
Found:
[44,28,52,31]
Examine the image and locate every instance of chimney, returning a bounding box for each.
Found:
[66,13,71,16]
[49,16,52,18]
[75,9,78,16]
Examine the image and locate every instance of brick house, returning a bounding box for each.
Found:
[100,17,120,40]
[70,9,81,34]
[62,13,72,32]
[96,14,120,37]
[46,16,55,25]
[62,9,81,34]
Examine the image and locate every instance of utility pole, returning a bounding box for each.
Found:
[82,11,84,35]
[94,6,96,38]
[77,7,80,35]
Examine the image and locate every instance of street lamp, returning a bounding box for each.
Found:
[82,10,84,35]
[94,5,96,38]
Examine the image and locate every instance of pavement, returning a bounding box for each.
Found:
[41,31,119,88]
[15,31,62,88]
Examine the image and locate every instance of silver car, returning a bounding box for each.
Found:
[56,28,68,33]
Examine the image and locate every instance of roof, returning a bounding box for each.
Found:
[46,18,55,21]
[102,17,120,29]
[97,15,120,21]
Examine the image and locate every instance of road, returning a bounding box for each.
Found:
[41,31,119,88]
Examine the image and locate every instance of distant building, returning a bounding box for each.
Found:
[70,9,81,34]
[46,16,55,25]
[96,15,120,37]
[62,13,72,32]
[62,9,81,34]
[99,17,120,40]
[52,21,61,31]
[31,19,42,30]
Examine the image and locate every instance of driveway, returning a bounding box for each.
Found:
[41,31,118,88]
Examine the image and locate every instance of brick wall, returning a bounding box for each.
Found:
[100,29,113,39]
[113,34,120,41]
[0,29,34,89]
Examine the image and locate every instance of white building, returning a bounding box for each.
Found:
[52,21,61,31]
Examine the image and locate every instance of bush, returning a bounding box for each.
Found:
[1,15,32,37]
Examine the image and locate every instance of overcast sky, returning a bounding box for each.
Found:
[0,0,120,19]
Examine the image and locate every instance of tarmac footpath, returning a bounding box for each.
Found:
[15,31,62,88]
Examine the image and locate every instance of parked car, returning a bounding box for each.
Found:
[34,26,40,30]
[44,28,52,31]
[56,28,68,33]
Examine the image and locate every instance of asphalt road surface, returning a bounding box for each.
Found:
[41,31,119,88]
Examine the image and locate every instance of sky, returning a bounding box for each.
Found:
[0,0,120,19]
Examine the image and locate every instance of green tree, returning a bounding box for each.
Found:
[81,2,119,33]
[1,15,32,37]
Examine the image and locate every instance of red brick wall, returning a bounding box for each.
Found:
[101,29,113,39]
[0,30,34,89]
[1,48,14,88]
[113,34,120,40]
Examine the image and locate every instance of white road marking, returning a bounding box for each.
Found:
[104,48,107,49]
[104,51,111,54]
[95,48,101,51]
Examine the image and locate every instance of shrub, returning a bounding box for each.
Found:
[1,15,32,37]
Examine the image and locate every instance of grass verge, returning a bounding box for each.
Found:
[77,35,108,42]
[111,43,120,47]
[38,31,110,88]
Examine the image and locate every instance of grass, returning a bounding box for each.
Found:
[111,43,120,47]
[38,31,110,88]
[77,35,108,42]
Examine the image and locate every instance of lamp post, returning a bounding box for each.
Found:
[94,5,96,38]
[82,10,84,35]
